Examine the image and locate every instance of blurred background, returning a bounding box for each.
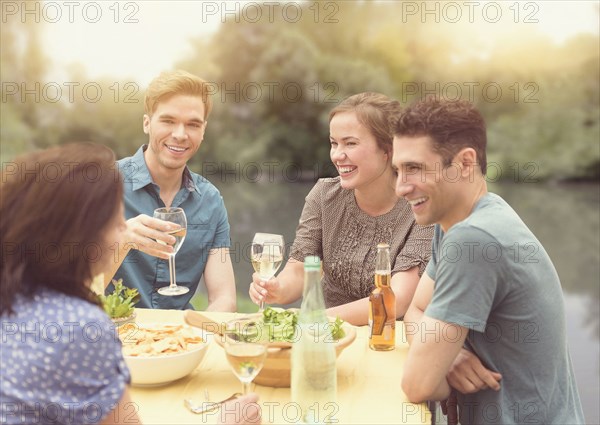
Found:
[1,0,598,421]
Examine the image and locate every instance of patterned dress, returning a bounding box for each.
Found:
[1,289,130,424]
[290,177,433,307]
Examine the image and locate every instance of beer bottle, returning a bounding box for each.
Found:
[368,243,396,351]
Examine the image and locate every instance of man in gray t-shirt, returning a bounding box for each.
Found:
[391,98,584,424]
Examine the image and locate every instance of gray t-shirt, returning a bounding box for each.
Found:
[425,193,584,425]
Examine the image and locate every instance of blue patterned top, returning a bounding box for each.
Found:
[1,289,130,424]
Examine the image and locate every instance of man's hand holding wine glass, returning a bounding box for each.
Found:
[102,213,181,287]
[153,207,188,296]
[122,214,181,259]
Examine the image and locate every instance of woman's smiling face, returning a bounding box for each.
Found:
[329,111,391,192]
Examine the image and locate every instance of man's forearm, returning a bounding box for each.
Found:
[402,315,467,403]
[403,303,425,346]
[205,295,237,312]
[103,244,131,287]
[428,378,452,401]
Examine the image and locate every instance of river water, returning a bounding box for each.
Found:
[195,179,599,423]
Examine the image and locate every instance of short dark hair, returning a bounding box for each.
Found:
[392,98,487,174]
[1,143,123,316]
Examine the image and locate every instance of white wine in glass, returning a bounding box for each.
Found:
[224,330,267,395]
[154,207,189,296]
[157,227,187,252]
[251,233,285,310]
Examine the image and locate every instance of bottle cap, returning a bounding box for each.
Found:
[304,256,321,270]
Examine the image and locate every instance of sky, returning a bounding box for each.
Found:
[6,1,600,86]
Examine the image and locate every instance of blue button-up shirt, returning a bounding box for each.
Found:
[111,145,231,309]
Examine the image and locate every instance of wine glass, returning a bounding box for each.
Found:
[153,207,189,296]
[223,325,268,395]
[251,233,285,310]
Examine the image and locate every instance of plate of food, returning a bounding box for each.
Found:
[118,323,213,386]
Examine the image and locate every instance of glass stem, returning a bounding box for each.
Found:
[169,254,177,288]
[242,381,251,395]
[259,279,266,311]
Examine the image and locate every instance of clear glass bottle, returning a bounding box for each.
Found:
[368,243,396,351]
[291,256,337,424]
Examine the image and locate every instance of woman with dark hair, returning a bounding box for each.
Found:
[0,143,260,425]
[0,143,134,424]
[249,93,434,325]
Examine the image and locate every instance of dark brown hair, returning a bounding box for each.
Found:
[392,98,487,173]
[329,92,402,155]
[1,143,123,315]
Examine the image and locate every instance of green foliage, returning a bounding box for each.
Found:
[1,2,598,181]
[227,307,345,343]
[0,103,33,163]
[481,33,600,181]
[99,279,139,319]
[179,3,599,182]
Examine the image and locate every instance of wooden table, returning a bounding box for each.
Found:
[129,308,431,424]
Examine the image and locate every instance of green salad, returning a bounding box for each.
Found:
[233,307,346,343]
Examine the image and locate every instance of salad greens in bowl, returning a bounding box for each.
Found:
[211,307,356,387]
[264,307,345,341]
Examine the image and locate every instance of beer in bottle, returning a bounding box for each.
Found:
[368,243,396,351]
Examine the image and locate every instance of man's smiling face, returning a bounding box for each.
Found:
[393,134,461,231]
[143,94,207,173]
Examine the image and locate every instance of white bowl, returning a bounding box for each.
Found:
[121,324,213,386]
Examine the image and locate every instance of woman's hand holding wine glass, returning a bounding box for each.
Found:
[250,233,285,311]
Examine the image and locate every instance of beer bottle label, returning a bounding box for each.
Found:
[369,293,387,337]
